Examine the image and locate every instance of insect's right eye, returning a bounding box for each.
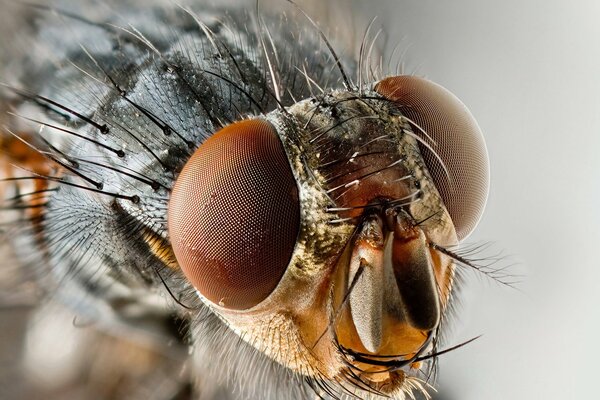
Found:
[167,120,300,310]
[375,76,490,240]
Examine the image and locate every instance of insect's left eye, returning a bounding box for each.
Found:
[375,75,490,240]
[168,120,300,310]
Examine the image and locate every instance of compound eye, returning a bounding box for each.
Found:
[375,76,489,240]
[168,120,300,310]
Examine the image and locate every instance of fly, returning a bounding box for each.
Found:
[0,1,497,399]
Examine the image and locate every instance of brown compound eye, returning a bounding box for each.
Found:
[168,120,300,310]
[375,75,490,240]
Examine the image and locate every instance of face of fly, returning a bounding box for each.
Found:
[168,75,488,396]
[0,2,492,398]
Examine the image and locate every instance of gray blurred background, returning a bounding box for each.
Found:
[1,0,598,399]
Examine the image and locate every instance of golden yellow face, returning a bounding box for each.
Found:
[167,76,489,397]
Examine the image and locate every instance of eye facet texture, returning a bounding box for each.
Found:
[168,120,300,310]
[376,76,490,240]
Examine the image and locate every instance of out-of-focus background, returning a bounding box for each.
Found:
[351,1,600,399]
[1,1,599,399]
